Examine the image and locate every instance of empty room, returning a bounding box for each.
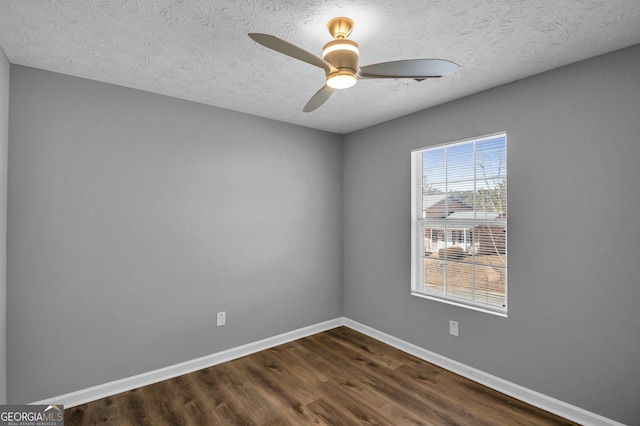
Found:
[0,1,639,425]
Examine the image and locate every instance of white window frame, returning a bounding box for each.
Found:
[411,132,507,316]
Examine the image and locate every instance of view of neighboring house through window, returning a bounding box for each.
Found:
[411,133,507,315]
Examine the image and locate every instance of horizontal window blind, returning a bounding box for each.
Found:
[411,133,507,315]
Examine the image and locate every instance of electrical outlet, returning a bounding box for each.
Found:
[449,320,459,336]
[217,311,226,327]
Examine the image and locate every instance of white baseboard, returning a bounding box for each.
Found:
[32,318,345,408]
[342,318,624,426]
[34,317,622,426]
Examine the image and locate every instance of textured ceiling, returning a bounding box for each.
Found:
[1,0,639,134]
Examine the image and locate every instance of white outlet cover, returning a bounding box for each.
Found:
[217,312,226,326]
[449,321,459,336]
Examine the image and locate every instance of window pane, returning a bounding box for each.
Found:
[473,226,506,265]
[476,138,507,215]
[423,192,447,218]
[442,238,474,301]
[423,257,445,296]
[422,149,446,189]
[422,149,447,218]
[447,143,475,184]
[424,227,441,254]
[474,264,506,308]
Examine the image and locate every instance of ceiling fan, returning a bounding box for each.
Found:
[248,17,459,112]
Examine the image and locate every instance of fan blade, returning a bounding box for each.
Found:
[358,59,459,79]
[248,33,337,75]
[303,85,334,112]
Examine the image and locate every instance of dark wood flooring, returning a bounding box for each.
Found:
[65,326,577,425]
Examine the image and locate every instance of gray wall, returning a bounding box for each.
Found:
[0,47,8,404]
[7,66,343,403]
[343,44,640,425]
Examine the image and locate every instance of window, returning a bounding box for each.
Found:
[411,133,507,316]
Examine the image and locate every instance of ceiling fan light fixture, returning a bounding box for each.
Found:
[322,39,359,91]
[326,71,357,89]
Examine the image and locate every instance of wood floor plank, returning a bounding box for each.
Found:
[306,396,375,426]
[232,355,324,424]
[395,360,576,426]
[242,346,324,405]
[64,395,120,426]
[116,387,155,426]
[289,342,398,411]
[166,375,219,426]
[190,363,256,424]
[65,326,578,425]
[329,327,434,371]
[377,402,433,426]
[314,379,400,425]
[64,404,86,426]
[298,332,488,424]
[297,330,555,425]
[325,327,407,370]
[222,358,286,424]
[86,396,120,425]
[140,380,189,425]
[282,342,331,384]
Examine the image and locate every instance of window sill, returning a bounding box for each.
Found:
[411,291,508,317]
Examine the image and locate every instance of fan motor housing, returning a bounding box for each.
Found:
[322,39,359,73]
